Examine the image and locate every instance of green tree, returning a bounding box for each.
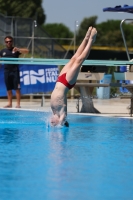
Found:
[0,0,46,25]
[96,20,133,47]
[76,17,133,47]
[42,23,74,45]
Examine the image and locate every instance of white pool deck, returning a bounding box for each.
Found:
[0,97,132,118]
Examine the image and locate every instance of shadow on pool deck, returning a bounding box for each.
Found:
[0,97,132,117]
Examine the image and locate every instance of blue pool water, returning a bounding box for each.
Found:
[0,109,133,200]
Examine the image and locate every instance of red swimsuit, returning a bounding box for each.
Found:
[56,73,76,90]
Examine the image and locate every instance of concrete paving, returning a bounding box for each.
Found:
[0,97,132,117]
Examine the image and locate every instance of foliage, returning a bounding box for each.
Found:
[75,17,133,47]
[42,23,74,45]
[0,0,46,25]
[96,20,133,47]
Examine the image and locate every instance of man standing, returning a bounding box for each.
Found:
[0,36,29,108]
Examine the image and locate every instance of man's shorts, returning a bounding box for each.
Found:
[4,70,21,91]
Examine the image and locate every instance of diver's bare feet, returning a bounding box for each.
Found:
[85,26,92,40]
[90,27,97,43]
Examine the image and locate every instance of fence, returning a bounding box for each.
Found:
[0,13,73,59]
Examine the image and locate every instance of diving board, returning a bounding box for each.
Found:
[103,5,133,13]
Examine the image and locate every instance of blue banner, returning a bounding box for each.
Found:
[0,64,59,96]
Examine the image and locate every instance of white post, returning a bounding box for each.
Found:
[73,20,79,54]
[30,20,37,100]
[31,20,37,58]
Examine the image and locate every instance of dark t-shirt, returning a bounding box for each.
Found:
[0,47,21,72]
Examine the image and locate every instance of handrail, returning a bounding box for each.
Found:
[0,58,133,66]
[120,19,133,60]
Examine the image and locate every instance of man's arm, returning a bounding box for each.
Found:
[12,47,29,54]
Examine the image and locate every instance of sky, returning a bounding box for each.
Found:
[42,0,133,31]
